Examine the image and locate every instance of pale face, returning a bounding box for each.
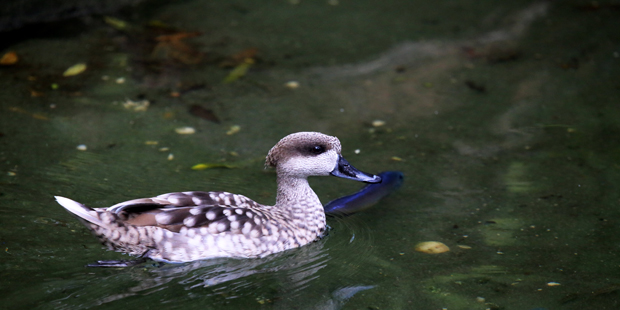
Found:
[276,148,340,178]
[266,132,380,183]
[266,132,342,179]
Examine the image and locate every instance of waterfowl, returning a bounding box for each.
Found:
[55,132,381,264]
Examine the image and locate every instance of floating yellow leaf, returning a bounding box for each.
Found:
[414,241,450,254]
[223,58,254,83]
[104,16,128,30]
[226,125,241,135]
[285,81,299,89]
[175,126,196,134]
[122,99,150,111]
[63,63,87,77]
[372,120,386,127]
[192,163,237,170]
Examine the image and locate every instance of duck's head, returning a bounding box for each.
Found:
[266,132,381,183]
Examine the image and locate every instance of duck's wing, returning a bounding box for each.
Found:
[107,191,269,236]
[107,191,252,213]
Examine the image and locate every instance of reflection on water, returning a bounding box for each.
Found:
[62,244,327,308]
[44,218,377,309]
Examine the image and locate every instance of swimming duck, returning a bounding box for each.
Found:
[55,132,381,264]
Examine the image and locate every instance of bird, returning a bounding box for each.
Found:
[55,132,381,265]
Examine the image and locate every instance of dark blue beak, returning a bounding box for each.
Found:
[330,155,381,183]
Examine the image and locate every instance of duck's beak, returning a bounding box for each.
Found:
[330,155,382,183]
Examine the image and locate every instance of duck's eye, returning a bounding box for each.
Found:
[308,145,326,155]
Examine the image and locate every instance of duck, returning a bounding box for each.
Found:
[55,132,381,264]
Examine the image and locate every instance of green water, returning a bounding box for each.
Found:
[1,0,620,309]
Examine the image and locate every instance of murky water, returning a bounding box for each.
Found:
[1,0,620,309]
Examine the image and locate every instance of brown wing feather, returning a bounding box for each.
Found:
[110,191,267,237]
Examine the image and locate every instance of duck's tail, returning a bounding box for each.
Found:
[55,196,104,226]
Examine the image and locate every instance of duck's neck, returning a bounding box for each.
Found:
[275,174,325,219]
[274,173,327,242]
[275,176,319,209]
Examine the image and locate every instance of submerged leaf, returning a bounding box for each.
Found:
[189,105,220,123]
[104,16,129,30]
[223,58,254,83]
[191,163,237,170]
[175,127,196,134]
[226,125,241,135]
[0,51,18,65]
[63,63,87,77]
[414,241,450,254]
[152,32,203,64]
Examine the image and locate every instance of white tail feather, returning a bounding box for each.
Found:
[54,196,104,226]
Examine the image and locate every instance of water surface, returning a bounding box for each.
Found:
[1,1,619,309]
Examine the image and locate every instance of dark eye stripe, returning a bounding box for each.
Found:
[298,144,326,156]
[309,145,325,154]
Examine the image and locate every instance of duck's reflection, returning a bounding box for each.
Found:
[52,231,374,309]
[98,239,329,301]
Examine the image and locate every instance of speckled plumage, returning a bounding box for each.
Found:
[55,132,380,263]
